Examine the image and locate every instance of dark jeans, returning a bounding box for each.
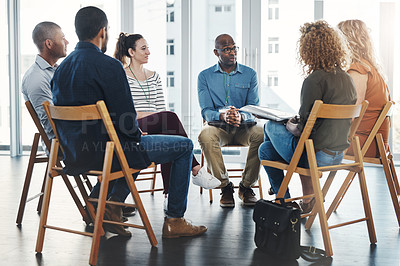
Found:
[91,134,193,218]
[137,111,199,193]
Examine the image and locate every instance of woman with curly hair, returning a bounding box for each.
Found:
[258,20,357,213]
[338,20,391,158]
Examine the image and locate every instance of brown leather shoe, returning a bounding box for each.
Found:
[299,198,316,214]
[238,182,257,206]
[220,182,235,208]
[103,198,132,237]
[162,217,207,238]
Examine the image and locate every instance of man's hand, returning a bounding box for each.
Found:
[224,106,241,127]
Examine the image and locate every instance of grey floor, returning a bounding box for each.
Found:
[1,155,400,266]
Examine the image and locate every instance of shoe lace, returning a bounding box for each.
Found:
[220,182,234,195]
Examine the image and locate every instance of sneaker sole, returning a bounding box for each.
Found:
[220,203,235,208]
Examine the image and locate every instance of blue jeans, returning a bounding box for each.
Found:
[90,134,193,218]
[258,121,344,198]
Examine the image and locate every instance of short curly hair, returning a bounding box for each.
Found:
[298,20,350,75]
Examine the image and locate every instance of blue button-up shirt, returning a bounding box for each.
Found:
[197,63,259,122]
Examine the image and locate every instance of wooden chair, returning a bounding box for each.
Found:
[16,101,92,225]
[36,101,157,266]
[261,100,375,257]
[200,138,263,203]
[332,101,400,226]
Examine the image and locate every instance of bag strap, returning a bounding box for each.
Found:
[275,198,287,206]
[300,246,331,262]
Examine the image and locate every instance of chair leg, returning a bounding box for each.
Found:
[36,169,47,213]
[74,175,94,225]
[16,133,41,225]
[257,174,263,199]
[83,174,93,191]
[89,142,113,266]
[357,169,377,243]
[305,141,333,257]
[36,140,59,253]
[305,171,337,229]
[377,134,400,227]
[332,171,356,212]
[150,164,157,196]
[59,169,90,224]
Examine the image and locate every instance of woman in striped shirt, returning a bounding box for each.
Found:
[114,33,220,194]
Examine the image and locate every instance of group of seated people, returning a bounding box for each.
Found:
[22,6,391,238]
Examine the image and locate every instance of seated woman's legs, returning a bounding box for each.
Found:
[258,121,303,198]
[138,111,216,193]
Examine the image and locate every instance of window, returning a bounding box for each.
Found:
[168,102,175,112]
[224,5,232,12]
[167,71,175,87]
[268,37,279,53]
[267,72,279,87]
[19,0,121,151]
[167,39,175,55]
[167,11,175,22]
[0,0,9,151]
[215,5,222,12]
[268,0,279,20]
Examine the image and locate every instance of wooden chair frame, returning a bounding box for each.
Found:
[332,101,400,226]
[36,101,157,266]
[200,145,263,203]
[16,101,92,225]
[261,100,375,257]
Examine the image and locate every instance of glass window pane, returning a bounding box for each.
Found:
[191,0,242,143]
[0,0,9,152]
[20,0,120,150]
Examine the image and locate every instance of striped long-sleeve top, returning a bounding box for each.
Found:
[127,72,166,112]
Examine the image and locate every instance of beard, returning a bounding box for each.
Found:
[101,30,109,53]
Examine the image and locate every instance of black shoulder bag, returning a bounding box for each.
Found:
[253,199,329,262]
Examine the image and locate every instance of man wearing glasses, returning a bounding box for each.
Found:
[198,34,263,208]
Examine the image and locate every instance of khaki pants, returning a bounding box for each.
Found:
[198,124,264,188]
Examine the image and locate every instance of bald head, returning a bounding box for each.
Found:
[215,34,234,49]
[32,22,61,52]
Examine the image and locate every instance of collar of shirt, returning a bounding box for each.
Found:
[213,63,242,74]
[75,41,102,53]
[35,54,58,71]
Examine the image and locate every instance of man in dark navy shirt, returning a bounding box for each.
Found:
[51,6,207,238]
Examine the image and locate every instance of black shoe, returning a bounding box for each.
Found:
[220,182,235,208]
[123,206,136,216]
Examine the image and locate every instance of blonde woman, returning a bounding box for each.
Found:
[338,19,391,158]
[114,33,220,193]
[258,21,357,213]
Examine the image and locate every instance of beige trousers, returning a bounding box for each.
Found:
[198,124,264,188]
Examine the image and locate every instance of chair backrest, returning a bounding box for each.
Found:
[42,100,132,174]
[358,101,393,157]
[286,100,368,175]
[25,101,51,152]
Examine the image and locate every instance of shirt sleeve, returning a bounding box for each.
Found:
[198,71,221,121]
[239,70,259,121]
[155,73,166,111]
[297,76,322,132]
[24,77,55,140]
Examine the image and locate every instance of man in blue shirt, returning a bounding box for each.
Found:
[198,34,264,208]
[52,6,207,238]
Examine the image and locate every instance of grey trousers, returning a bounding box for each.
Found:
[198,123,264,188]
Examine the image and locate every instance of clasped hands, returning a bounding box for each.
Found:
[221,106,242,127]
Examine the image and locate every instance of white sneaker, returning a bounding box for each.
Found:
[192,167,221,189]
